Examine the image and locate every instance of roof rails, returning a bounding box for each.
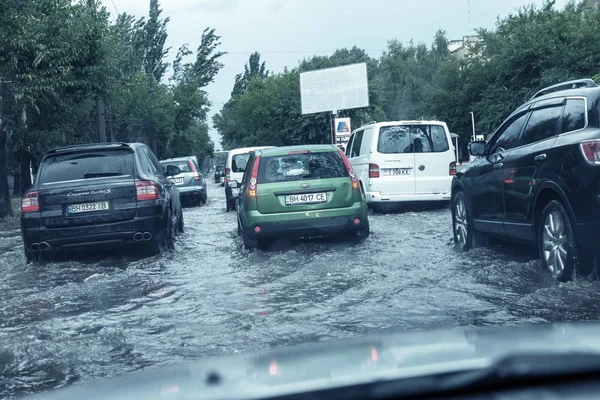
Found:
[46,142,131,155]
[530,78,598,100]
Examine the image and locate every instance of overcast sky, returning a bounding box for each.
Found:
[108,0,567,150]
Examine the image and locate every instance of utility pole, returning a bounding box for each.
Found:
[87,0,107,143]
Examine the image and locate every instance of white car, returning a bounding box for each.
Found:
[346,121,456,211]
[224,146,276,211]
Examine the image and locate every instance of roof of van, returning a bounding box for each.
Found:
[356,120,448,130]
[259,144,337,157]
[228,146,276,156]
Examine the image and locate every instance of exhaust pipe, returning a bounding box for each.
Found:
[142,232,152,241]
[31,243,40,252]
[133,232,144,242]
[38,242,50,251]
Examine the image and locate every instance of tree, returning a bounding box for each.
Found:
[143,0,170,82]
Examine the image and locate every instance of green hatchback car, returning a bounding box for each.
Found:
[229,144,370,249]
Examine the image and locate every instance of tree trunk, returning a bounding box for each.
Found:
[0,119,12,218]
[13,163,21,197]
[18,150,32,195]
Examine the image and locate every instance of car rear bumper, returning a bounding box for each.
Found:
[178,186,206,201]
[365,191,451,203]
[243,215,368,240]
[21,214,162,250]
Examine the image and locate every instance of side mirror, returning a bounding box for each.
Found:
[469,141,486,157]
[228,181,238,189]
[165,165,181,177]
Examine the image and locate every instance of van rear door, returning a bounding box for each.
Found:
[373,126,416,196]
[411,124,454,195]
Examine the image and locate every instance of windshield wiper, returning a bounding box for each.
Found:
[83,172,124,178]
[370,353,600,399]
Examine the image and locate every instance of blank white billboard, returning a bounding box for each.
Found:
[300,63,369,115]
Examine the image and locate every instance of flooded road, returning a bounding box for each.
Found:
[2,181,600,398]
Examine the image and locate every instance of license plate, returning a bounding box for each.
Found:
[68,201,110,214]
[285,192,327,205]
[169,177,184,185]
[383,168,412,176]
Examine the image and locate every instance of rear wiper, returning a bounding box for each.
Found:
[371,353,600,399]
[83,172,124,178]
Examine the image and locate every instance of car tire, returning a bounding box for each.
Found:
[356,218,370,240]
[452,191,486,251]
[538,200,587,282]
[243,231,258,249]
[146,209,173,255]
[237,216,242,236]
[202,195,207,205]
[177,207,184,234]
[225,200,231,212]
[24,244,37,264]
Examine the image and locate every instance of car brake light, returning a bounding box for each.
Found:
[581,140,600,164]
[189,160,200,181]
[449,161,457,175]
[225,167,231,184]
[136,180,160,201]
[337,149,359,190]
[21,191,39,213]
[369,163,380,178]
[248,155,261,198]
[289,150,311,154]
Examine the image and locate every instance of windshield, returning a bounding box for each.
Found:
[39,150,134,183]
[5,1,600,399]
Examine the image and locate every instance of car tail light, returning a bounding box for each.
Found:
[369,163,380,178]
[189,160,200,181]
[136,180,160,201]
[248,155,261,198]
[337,149,359,190]
[449,161,457,175]
[225,167,231,184]
[289,150,311,154]
[581,140,600,164]
[21,191,39,213]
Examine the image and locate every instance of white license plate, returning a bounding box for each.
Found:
[169,177,184,185]
[384,168,412,176]
[285,192,327,205]
[68,201,110,214]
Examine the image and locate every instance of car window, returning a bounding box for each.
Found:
[142,147,164,176]
[520,105,563,146]
[488,112,529,154]
[161,160,192,173]
[232,153,250,173]
[39,150,135,184]
[561,98,586,133]
[410,125,450,153]
[350,130,364,158]
[242,154,255,185]
[377,126,412,154]
[345,133,355,157]
[258,152,348,183]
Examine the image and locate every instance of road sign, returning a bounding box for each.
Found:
[300,63,369,115]
[334,118,352,145]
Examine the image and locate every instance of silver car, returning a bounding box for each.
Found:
[160,156,207,206]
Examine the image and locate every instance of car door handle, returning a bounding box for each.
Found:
[534,154,547,164]
[494,163,503,169]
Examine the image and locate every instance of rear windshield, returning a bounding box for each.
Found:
[258,151,348,183]
[232,154,250,173]
[39,150,135,184]
[378,125,450,154]
[161,160,192,173]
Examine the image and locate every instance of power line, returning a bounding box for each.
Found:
[110,0,120,15]
[222,49,385,55]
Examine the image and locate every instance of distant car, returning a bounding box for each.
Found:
[20,142,184,263]
[231,144,370,249]
[213,151,228,185]
[347,120,456,211]
[452,78,600,282]
[224,146,276,211]
[160,156,207,206]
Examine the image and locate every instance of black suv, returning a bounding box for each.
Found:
[21,142,184,262]
[451,79,600,281]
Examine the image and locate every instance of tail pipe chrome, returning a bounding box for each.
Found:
[133,232,144,242]
[142,232,152,241]
[31,243,40,252]
[39,242,50,251]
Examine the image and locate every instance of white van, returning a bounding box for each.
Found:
[224,146,276,211]
[346,121,456,209]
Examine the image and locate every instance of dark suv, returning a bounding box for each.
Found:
[21,142,184,262]
[451,79,600,281]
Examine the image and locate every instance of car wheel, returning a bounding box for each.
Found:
[202,195,207,205]
[243,231,258,249]
[24,244,37,264]
[356,218,370,240]
[146,210,173,254]
[452,191,486,251]
[237,216,242,236]
[225,200,230,212]
[177,207,184,234]
[538,200,584,282]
